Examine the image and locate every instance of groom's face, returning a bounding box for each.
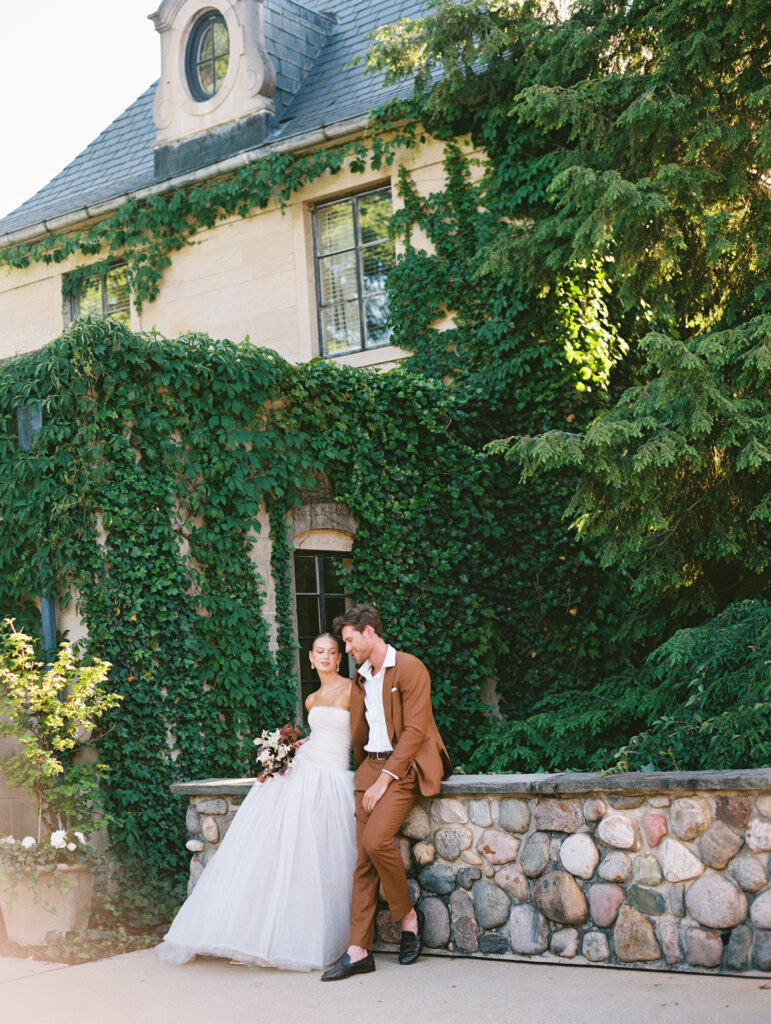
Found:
[341,624,374,665]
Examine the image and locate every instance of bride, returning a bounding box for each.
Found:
[157,633,355,970]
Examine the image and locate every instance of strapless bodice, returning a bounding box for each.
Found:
[301,706,352,771]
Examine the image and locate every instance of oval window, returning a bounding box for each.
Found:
[186,10,230,101]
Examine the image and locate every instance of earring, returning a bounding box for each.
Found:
[310,660,316,670]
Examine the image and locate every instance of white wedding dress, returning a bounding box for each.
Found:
[157,706,355,970]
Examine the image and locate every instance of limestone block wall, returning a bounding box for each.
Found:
[171,768,771,975]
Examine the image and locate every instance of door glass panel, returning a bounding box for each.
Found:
[294,553,317,593]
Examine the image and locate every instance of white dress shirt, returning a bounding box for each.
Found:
[359,645,397,774]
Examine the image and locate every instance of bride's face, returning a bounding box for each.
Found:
[310,637,339,673]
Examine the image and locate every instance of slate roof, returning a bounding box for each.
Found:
[0,0,429,239]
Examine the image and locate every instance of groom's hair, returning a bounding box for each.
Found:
[332,604,383,637]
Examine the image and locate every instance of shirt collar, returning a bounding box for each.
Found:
[360,644,396,682]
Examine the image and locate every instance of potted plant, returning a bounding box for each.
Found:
[0,619,120,945]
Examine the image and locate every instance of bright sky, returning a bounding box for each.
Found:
[1,1,160,221]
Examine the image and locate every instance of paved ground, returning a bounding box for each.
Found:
[2,949,769,1024]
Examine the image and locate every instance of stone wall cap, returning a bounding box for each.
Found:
[171,767,771,798]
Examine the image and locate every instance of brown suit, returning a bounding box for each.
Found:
[348,650,452,949]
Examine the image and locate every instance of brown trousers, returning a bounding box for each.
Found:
[348,756,419,950]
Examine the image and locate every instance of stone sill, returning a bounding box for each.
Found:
[170,767,771,799]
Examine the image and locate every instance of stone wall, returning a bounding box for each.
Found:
[171,768,771,976]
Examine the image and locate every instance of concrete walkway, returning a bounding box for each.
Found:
[2,950,769,1024]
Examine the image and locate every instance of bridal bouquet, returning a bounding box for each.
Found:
[253,723,306,783]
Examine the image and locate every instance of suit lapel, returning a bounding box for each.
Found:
[382,663,395,741]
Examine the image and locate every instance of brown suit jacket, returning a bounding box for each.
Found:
[351,650,452,796]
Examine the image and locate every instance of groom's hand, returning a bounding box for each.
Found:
[362,771,392,812]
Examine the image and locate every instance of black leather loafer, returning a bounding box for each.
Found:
[320,952,376,981]
[398,909,424,965]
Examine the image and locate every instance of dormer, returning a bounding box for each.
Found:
[149,0,333,180]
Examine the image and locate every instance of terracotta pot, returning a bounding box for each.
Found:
[0,863,94,945]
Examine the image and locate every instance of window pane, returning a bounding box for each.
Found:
[362,242,395,294]
[294,553,318,593]
[319,251,358,305]
[215,55,229,85]
[78,278,102,317]
[198,62,214,95]
[358,190,392,245]
[106,266,129,310]
[317,202,355,255]
[199,26,214,61]
[322,554,344,592]
[297,595,320,639]
[366,295,392,346]
[322,301,361,355]
[213,23,229,57]
[324,596,346,631]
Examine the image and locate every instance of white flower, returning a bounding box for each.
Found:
[0,836,15,845]
[21,836,37,849]
[73,831,86,844]
[50,829,67,850]
[67,843,77,852]
[257,748,271,762]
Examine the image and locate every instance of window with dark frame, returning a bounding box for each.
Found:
[65,264,131,327]
[294,551,349,709]
[313,186,395,357]
[186,10,230,101]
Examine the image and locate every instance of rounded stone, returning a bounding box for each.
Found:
[588,883,624,928]
[520,832,550,878]
[450,889,478,952]
[468,799,493,828]
[648,796,670,808]
[671,797,712,840]
[613,905,662,963]
[533,799,582,833]
[698,822,744,870]
[582,931,610,962]
[394,835,412,872]
[476,828,520,865]
[185,839,204,852]
[669,883,685,918]
[559,834,599,880]
[598,852,632,883]
[376,908,401,944]
[494,864,529,903]
[610,795,644,810]
[185,804,201,835]
[189,856,205,888]
[684,927,723,968]
[472,881,510,929]
[418,896,451,948]
[418,863,456,895]
[752,932,771,971]
[658,837,705,882]
[724,925,753,972]
[627,883,666,916]
[642,813,667,849]
[407,878,421,906]
[413,842,435,867]
[435,825,473,861]
[194,798,227,815]
[508,904,548,955]
[656,921,683,965]
[749,889,771,929]
[532,870,588,925]
[729,856,768,892]
[456,866,482,889]
[715,795,751,828]
[746,818,771,852]
[201,816,219,844]
[597,814,640,851]
[685,875,748,928]
[401,805,431,840]
[583,798,606,822]
[461,850,483,866]
[479,932,510,956]
[431,798,468,824]
[499,798,531,834]
[551,928,578,958]
[633,855,663,887]
[756,795,771,818]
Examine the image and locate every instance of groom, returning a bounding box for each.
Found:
[321,605,452,981]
